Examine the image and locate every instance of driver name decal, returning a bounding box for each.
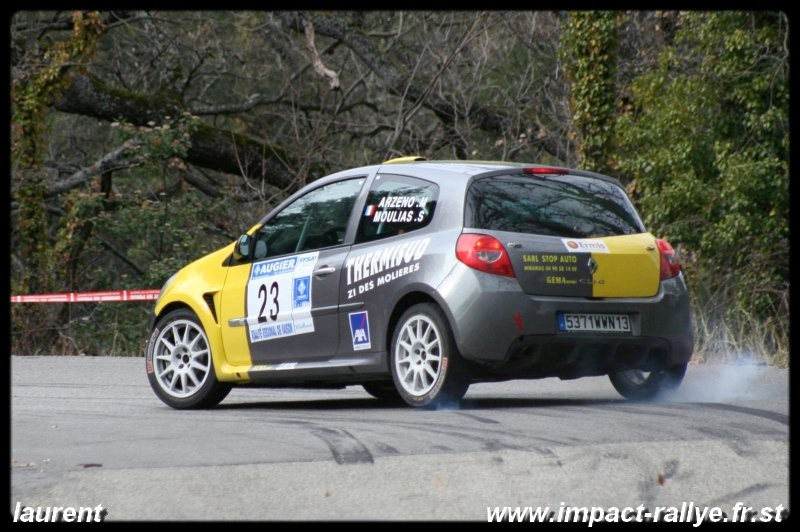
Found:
[363,195,430,224]
[246,252,319,343]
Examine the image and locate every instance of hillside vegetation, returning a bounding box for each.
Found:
[10,11,788,365]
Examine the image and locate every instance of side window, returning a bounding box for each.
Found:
[254,178,365,258]
[355,174,438,243]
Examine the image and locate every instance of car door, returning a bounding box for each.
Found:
[339,173,441,356]
[219,177,366,367]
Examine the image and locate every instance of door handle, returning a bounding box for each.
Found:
[313,266,336,276]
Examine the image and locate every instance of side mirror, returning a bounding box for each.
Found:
[233,234,252,261]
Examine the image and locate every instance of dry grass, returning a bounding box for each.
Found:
[690,294,789,368]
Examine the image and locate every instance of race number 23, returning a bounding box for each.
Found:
[247,251,319,343]
[258,281,279,322]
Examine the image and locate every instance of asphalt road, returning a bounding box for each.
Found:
[10,356,789,522]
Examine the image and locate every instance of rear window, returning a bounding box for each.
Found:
[465,174,644,237]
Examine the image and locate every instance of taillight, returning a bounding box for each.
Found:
[657,238,681,280]
[456,234,515,277]
[522,166,568,175]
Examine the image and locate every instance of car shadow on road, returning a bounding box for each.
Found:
[214,395,628,411]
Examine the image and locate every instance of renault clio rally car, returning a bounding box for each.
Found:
[145,158,693,409]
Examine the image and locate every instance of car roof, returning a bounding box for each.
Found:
[384,160,528,177]
[320,160,623,188]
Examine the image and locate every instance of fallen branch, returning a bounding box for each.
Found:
[303,18,340,90]
[45,139,143,197]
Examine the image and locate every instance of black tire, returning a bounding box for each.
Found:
[362,382,403,401]
[146,308,232,409]
[609,363,687,401]
[389,303,469,408]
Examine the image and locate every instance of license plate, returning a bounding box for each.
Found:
[557,313,631,333]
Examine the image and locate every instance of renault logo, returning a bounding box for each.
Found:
[587,257,598,274]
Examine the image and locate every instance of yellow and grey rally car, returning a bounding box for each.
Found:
[145,158,693,409]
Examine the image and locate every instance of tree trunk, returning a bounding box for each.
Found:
[54,74,297,188]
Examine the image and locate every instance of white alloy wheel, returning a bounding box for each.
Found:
[394,314,443,397]
[153,318,211,398]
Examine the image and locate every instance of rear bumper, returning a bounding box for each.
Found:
[436,264,693,377]
[475,335,684,380]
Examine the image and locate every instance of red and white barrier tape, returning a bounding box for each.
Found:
[11,289,161,303]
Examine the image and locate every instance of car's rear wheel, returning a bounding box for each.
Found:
[390,303,469,408]
[608,363,687,401]
[146,308,231,409]
[361,381,402,401]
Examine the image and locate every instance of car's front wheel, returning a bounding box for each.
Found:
[146,308,231,409]
[608,363,687,401]
[390,303,469,408]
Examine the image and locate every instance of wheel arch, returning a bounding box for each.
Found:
[152,297,228,380]
[154,300,194,326]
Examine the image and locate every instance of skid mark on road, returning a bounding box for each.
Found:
[455,412,501,425]
[311,428,374,465]
[373,442,400,455]
[691,403,788,427]
[701,482,774,508]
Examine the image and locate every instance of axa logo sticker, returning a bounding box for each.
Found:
[561,238,610,253]
[348,311,371,351]
[292,276,310,308]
